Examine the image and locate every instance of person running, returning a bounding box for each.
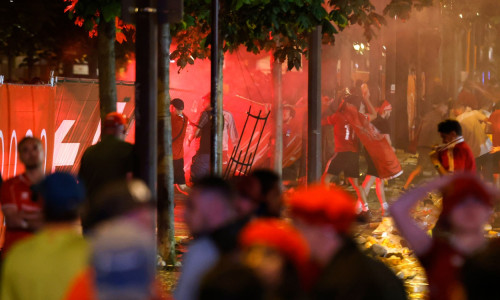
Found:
[362,100,393,215]
[0,137,45,256]
[322,90,377,213]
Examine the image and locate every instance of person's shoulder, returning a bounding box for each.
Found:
[2,175,21,186]
[5,233,38,259]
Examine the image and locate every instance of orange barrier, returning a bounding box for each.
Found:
[0,80,135,180]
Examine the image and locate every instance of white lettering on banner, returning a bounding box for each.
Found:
[8,130,17,177]
[91,102,127,145]
[52,120,80,171]
[25,129,33,137]
[40,129,47,173]
[0,130,4,175]
[91,122,101,145]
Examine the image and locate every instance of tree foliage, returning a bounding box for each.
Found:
[64,0,134,43]
[171,0,433,71]
[0,0,90,77]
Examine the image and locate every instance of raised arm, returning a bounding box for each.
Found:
[390,175,453,256]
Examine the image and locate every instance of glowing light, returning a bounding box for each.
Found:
[382,45,387,50]
[459,14,463,18]
[353,44,360,51]
[477,12,480,16]
[360,43,365,50]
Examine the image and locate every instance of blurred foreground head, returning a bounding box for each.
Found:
[85,179,152,230]
[288,185,357,264]
[37,172,85,223]
[240,218,309,294]
[249,169,282,218]
[435,174,496,235]
[90,180,156,300]
[185,176,238,236]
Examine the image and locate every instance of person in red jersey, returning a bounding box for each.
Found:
[390,174,496,300]
[322,89,377,214]
[430,119,476,175]
[170,98,190,193]
[0,137,45,256]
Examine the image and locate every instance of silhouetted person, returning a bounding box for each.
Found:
[79,112,135,231]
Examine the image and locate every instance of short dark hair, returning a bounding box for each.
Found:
[438,119,462,136]
[250,169,280,197]
[193,176,236,205]
[18,136,41,152]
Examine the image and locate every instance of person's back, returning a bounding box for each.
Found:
[1,229,89,300]
[79,135,134,198]
[78,113,135,231]
[312,238,406,300]
[456,110,489,157]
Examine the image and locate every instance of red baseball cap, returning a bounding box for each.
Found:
[104,112,128,129]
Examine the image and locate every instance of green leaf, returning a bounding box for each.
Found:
[101,2,121,23]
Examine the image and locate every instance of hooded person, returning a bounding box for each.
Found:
[288,185,407,300]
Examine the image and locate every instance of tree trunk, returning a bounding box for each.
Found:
[210,0,223,176]
[307,26,322,184]
[157,23,176,266]
[98,19,117,126]
[216,49,224,175]
[394,24,411,149]
[272,56,283,176]
[339,33,352,89]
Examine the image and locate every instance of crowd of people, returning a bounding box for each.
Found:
[1,78,500,300]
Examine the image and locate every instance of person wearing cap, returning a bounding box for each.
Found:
[362,100,394,215]
[1,172,88,300]
[78,112,136,232]
[288,185,407,300]
[65,179,160,300]
[170,98,190,192]
[390,174,496,300]
[0,136,45,257]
